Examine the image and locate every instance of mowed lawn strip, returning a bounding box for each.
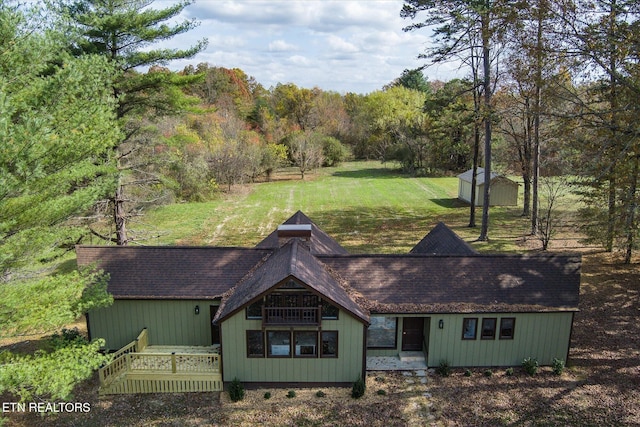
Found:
[142,161,533,253]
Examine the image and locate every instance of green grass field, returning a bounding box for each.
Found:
[126,161,540,254]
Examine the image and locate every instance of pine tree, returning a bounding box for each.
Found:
[57,0,207,245]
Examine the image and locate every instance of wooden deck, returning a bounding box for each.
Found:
[99,329,223,395]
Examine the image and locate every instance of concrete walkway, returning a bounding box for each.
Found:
[366,352,428,371]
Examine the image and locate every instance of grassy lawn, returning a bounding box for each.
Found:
[135,161,537,253]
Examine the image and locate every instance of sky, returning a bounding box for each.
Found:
[156,0,465,94]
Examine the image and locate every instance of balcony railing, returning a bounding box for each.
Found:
[263,306,320,326]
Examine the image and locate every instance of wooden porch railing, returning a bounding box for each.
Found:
[98,328,222,395]
[263,306,320,326]
[98,329,148,387]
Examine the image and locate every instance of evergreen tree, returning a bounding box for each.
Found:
[0,3,115,400]
[56,0,207,245]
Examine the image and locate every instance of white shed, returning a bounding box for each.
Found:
[457,168,518,206]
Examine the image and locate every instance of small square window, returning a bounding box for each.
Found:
[294,331,318,357]
[246,330,264,357]
[462,318,477,340]
[246,300,263,319]
[321,301,339,320]
[500,318,516,340]
[267,331,291,357]
[481,318,497,340]
[321,331,338,358]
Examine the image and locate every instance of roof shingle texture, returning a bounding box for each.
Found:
[410,222,478,255]
[320,253,581,313]
[76,246,271,299]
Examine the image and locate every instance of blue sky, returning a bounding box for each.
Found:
[156,0,464,93]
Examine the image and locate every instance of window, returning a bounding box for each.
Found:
[246,300,263,319]
[481,318,497,340]
[267,331,291,357]
[246,330,264,357]
[462,318,478,340]
[321,331,338,358]
[321,301,339,319]
[294,331,318,357]
[500,317,516,339]
[367,316,397,348]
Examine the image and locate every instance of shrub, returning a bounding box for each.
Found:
[377,389,387,396]
[286,390,296,398]
[351,376,366,399]
[228,378,245,402]
[436,360,451,377]
[464,369,472,377]
[263,391,271,400]
[315,390,326,398]
[484,369,493,377]
[522,357,539,376]
[552,358,565,376]
[505,367,514,377]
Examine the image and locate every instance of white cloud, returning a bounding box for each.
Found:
[268,39,298,52]
[150,0,464,93]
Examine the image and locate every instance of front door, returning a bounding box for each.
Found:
[402,317,424,351]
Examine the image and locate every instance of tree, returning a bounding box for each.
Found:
[288,131,325,179]
[57,0,207,245]
[559,0,640,262]
[402,0,512,239]
[537,177,570,250]
[0,3,115,401]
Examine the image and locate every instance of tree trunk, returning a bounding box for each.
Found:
[478,11,492,242]
[624,155,639,264]
[114,179,128,246]
[531,1,544,236]
[469,122,480,228]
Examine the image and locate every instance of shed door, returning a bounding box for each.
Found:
[402,317,424,351]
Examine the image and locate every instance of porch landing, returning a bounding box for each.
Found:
[366,352,428,371]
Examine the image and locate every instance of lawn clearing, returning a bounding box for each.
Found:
[135,161,544,253]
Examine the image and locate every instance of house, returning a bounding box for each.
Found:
[77,211,580,391]
[458,167,519,206]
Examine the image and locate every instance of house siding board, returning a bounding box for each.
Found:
[89,299,217,350]
[427,312,573,367]
[221,309,363,383]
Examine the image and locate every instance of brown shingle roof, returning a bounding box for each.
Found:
[76,246,271,299]
[215,239,368,323]
[76,212,581,316]
[255,210,348,254]
[410,222,478,255]
[321,253,581,313]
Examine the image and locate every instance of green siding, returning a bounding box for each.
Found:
[221,310,364,383]
[427,312,573,367]
[88,299,218,350]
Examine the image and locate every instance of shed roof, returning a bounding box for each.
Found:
[458,167,517,186]
[410,222,478,255]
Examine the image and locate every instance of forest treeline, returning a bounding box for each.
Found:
[1,0,640,401]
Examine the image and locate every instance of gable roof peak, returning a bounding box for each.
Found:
[410,222,478,255]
